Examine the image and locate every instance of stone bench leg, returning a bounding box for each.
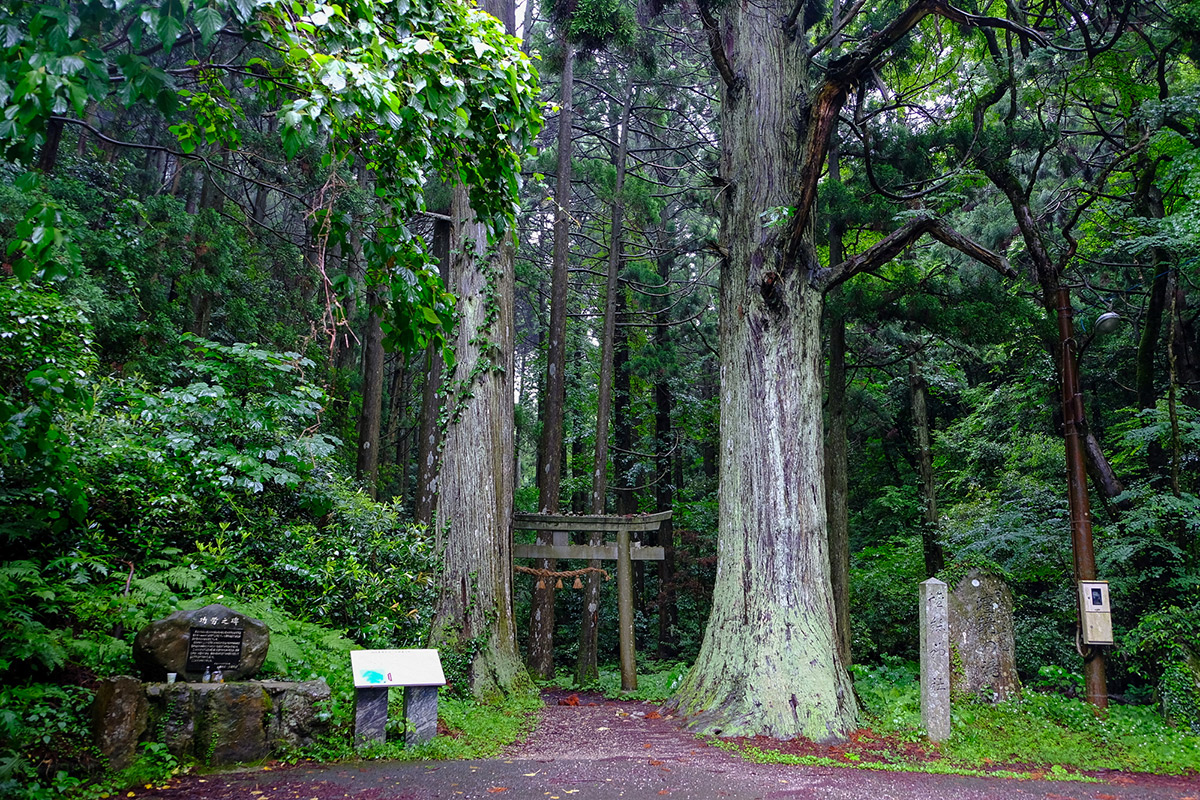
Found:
[354,687,389,747]
[404,686,438,746]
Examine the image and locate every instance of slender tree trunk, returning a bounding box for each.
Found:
[669,0,856,739]
[824,310,852,668]
[578,75,636,685]
[654,229,678,659]
[356,287,385,498]
[37,117,65,174]
[614,288,642,614]
[910,359,944,576]
[823,64,852,668]
[529,39,576,680]
[415,217,451,525]
[430,183,527,700]
[384,353,411,504]
[614,288,636,517]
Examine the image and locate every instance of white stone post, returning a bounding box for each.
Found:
[920,577,951,742]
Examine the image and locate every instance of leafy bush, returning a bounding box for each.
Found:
[0,684,98,800]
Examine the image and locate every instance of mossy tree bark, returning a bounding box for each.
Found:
[668,0,858,740]
[671,0,1016,739]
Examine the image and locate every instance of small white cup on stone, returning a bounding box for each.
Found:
[166,672,177,684]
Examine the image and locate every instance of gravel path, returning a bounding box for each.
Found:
[135,690,1200,800]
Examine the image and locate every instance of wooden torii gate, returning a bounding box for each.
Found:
[513,511,671,690]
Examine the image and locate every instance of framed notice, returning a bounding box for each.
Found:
[185,627,244,671]
[350,649,446,688]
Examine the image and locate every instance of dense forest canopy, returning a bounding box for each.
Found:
[4,0,1200,792]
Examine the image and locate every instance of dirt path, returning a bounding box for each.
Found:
[137,690,1200,800]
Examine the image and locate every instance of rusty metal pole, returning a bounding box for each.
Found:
[1055,285,1108,710]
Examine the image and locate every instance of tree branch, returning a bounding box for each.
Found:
[822,213,1012,292]
[784,0,1046,263]
[698,3,740,95]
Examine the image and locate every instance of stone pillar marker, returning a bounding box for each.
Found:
[920,578,951,742]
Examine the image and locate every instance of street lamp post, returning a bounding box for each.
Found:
[1055,285,1109,710]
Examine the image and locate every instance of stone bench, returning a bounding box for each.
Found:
[351,649,446,747]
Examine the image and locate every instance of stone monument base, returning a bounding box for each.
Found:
[93,677,330,768]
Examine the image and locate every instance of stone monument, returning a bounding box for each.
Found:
[919,578,951,742]
[948,570,1021,702]
[94,605,330,767]
[134,603,269,682]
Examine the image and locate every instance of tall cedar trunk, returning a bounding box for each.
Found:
[415,217,451,525]
[614,288,636,516]
[669,0,856,739]
[384,354,411,504]
[578,75,636,684]
[823,77,852,668]
[824,311,852,667]
[909,359,944,576]
[356,286,385,498]
[430,183,526,699]
[654,225,678,659]
[614,289,642,610]
[1135,177,1170,474]
[529,38,575,679]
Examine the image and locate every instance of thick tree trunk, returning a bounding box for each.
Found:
[430,184,526,700]
[529,39,575,679]
[669,0,856,739]
[578,75,636,685]
[910,359,944,576]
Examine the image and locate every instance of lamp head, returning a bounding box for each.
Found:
[1095,311,1121,335]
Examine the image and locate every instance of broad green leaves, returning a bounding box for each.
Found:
[0,0,543,353]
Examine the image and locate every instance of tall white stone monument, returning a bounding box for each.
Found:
[920,578,951,742]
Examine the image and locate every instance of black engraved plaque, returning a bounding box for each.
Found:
[185,627,244,671]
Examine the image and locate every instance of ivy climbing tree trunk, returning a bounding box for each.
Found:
[430,183,527,700]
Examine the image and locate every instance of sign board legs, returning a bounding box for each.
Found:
[354,687,388,746]
[405,686,438,745]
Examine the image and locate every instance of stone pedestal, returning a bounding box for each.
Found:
[94,679,330,767]
[92,676,148,770]
[920,578,951,742]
